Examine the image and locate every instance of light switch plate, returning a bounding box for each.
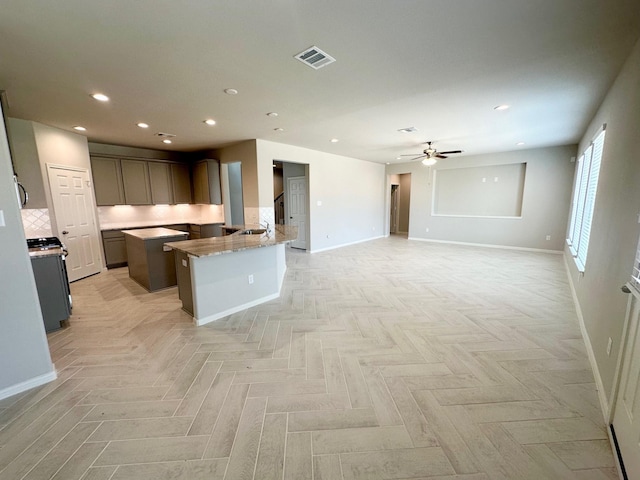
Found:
[0,210,5,227]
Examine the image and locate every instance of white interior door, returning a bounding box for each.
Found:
[47,165,102,282]
[287,176,307,250]
[612,287,640,478]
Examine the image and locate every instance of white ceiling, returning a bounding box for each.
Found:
[1,0,639,164]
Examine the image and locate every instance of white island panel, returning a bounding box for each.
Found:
[190,243,286,326]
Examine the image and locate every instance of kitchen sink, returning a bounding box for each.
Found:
[240,229,266,235]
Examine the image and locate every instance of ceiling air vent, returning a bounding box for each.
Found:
[155,132,176,139]
[294,46,336,70]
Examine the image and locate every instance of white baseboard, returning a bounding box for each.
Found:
[193,292,281,327]
[310,235,384,254]
[407,237,563,255]
[563,256,610,421]
[0,369,58,401]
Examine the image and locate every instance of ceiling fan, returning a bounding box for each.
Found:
[401,141,463,166]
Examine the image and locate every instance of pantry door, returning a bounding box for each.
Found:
[47,165,102,281]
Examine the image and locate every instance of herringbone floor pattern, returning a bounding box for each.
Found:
[0,236,618,479]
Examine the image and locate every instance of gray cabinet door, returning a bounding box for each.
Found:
[171,163,192,204]
[121,159,152,205]
[91,157,125,206]
[192,159,221,204]
[192,160,210,204]
[148,162,173,204]
[207,159,222,204]
[102,230,127,268]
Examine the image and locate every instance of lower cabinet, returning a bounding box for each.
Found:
[102,231,127,268]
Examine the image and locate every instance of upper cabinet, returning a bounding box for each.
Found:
[192,159,221,204]
[148,162,173,204]
[121,159,152,205]
[91,156,125,205]
[171,163,192,204]
[91,156,193,206]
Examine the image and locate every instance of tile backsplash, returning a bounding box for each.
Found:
[98,204,225,230]
[21,209,53,238]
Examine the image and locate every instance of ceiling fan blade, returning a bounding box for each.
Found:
[400,153,422,156]
[435,154,448,159]
[409,155,427,161]
[438,150,463,155]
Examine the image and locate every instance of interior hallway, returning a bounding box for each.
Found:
[0,236,617,479]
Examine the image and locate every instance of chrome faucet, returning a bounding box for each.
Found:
[260,222,272,236]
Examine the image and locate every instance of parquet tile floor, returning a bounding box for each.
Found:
[0,236,619,479]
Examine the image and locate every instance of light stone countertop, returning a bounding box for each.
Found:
[101,221,224,231]
[164,225,298,258]
[28,247,66,259]
[121,227,189,240]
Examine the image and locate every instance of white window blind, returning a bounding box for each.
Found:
[567,153,585,250]
[566,126,606,272]
[631,234,640,292]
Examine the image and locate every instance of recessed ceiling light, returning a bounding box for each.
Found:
[516,141,525,146]
[162,139,172,144]
[73,126,86,131]
[266,112,278,117]
[91,93,109,102]
[331,138,339,143]
[204,119,216,126]
[224,88,238,95]
[494,104,510,111]
[386,162,390,165]
[274,127,284,132]
[137,122,149,128]
[396,157,402,160]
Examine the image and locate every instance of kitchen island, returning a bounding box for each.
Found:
[164,225,298,326]
[122,227,188,292]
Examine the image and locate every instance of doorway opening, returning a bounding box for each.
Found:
[389,173,411,237]
[273,161,309,250]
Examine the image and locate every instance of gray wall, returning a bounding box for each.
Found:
[565,37,640,411]
[0,109,55,396]
[387,145,576,250]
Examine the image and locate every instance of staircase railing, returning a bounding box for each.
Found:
[274,192,285,225]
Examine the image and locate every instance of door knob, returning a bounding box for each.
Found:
[621,285,631,294]
[62,230,69,235]
[290,217,293,219]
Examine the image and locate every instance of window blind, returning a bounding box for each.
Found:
[566,126,606,272]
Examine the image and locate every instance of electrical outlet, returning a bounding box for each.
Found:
[607,337,612,356]
[182,259,187,267]
[0,210,4,227]
[545,235,551,241]
[248,274,254,284]
[425,227,430,233]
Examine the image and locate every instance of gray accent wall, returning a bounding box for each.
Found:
[386,146,577,251]
[565,37,640,411]
[0,108,55,395]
